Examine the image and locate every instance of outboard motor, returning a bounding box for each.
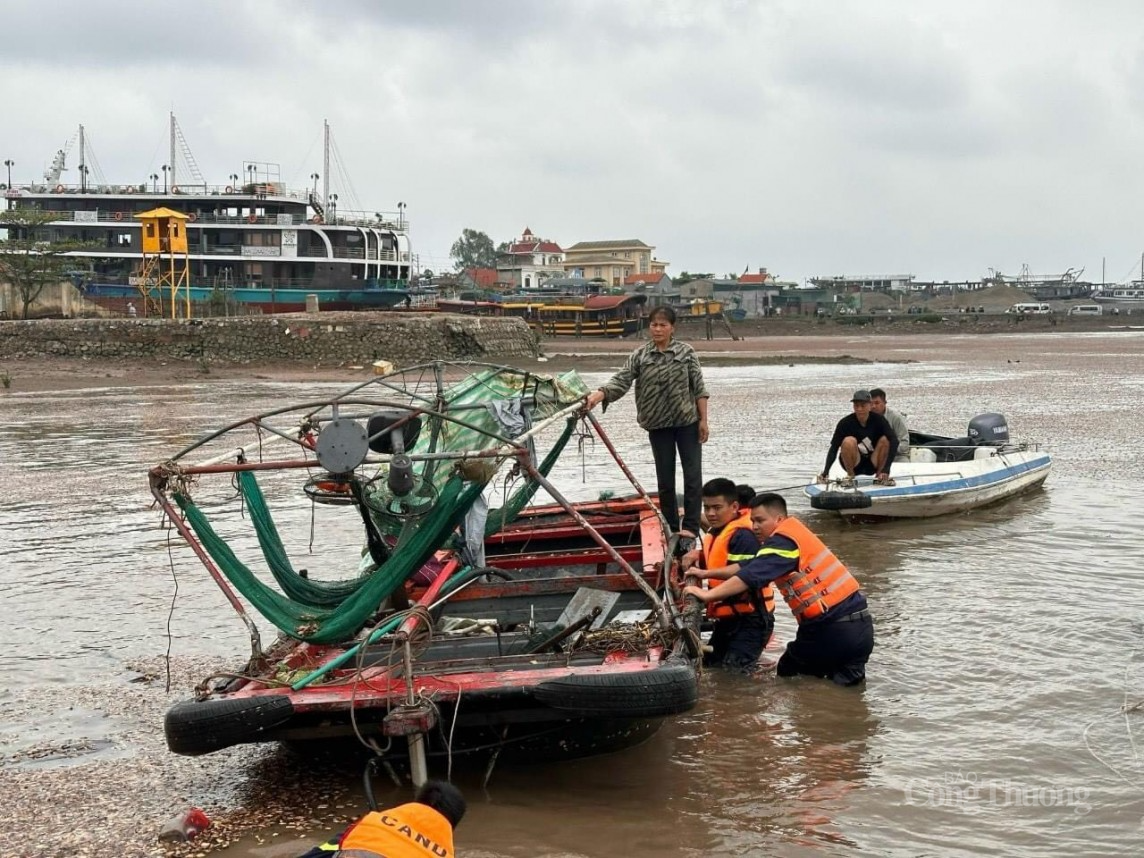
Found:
[967,413,1009,446]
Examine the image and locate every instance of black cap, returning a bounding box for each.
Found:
[851,389,872,403]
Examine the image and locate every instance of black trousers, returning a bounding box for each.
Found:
[647,421,703,534]
[706,610,775,672]
[777,611,875,686]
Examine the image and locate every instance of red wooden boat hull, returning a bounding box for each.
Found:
[164,497,699,763]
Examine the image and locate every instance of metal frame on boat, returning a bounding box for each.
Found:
[150,361,700,774]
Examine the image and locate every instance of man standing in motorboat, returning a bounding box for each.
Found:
[683,493,874,686]
[869,387,909,462]
[818,389,899,485]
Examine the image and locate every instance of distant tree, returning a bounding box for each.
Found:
[723,273,740,281]
[422,268,434,279]
[496,240,511,253]
[0,210,93,319]
[673,271,713,286]
[450,229,497,271]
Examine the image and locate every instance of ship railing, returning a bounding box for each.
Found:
[8,207,409,232]
[314,212,409,231]
[297,247,402,262]
[6,181,312,201]
[79,274,410,290]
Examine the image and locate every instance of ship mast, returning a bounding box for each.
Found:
[322,119,330,213]
[78,124,86,192]
[169,112,177,190]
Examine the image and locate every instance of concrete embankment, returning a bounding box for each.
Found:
[0,313,538,366]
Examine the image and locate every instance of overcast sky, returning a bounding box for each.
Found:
[3,0,1143,283]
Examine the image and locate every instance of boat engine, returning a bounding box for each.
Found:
[967,413,1009,446]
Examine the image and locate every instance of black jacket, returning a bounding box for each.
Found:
[823,412,900,474]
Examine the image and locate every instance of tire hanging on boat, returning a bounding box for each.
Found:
[810,491,873,511]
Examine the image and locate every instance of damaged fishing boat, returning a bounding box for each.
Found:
[152,362,700,773]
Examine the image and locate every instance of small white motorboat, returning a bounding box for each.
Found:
[804,413,1052,519]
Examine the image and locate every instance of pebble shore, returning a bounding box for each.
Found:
[0,657,370,858]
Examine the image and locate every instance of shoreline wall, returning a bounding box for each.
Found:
[0,313,539,365]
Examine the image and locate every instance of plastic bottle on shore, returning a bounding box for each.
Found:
[157,807,212,842]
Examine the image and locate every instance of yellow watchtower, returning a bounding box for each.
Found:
[135,207,191,318]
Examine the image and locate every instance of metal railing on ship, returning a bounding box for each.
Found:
[25,209,407,231]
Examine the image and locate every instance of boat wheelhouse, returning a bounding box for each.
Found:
[1092,285,1144,303]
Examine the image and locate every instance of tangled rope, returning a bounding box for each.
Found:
[573,621,674,655]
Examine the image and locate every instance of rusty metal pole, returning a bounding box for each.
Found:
[402,636,429,787]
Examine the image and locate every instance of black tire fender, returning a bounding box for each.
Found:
[533,660,698,718]
[810,491,873,510]
[164,695,295,756]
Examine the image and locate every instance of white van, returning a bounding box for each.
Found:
[1006,303,1051,315]
[1068,304,1102,316]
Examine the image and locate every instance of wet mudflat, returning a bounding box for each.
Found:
[2,330,1144,857]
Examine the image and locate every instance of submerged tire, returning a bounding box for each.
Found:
[534,660,698,718]
[165,695,295,756]
[811,491,873,511]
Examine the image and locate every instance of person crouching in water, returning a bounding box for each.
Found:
[681,479,775,672]
[297,779,466,858]
[684,493,874,686]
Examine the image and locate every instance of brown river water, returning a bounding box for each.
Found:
[3,330,1144,857]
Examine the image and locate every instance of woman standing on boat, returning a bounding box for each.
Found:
[585,305,709,546]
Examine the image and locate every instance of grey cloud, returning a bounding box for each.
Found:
[3,0,1143,282]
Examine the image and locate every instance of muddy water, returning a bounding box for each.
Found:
[3,331,1144,857]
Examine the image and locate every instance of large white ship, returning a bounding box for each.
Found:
[1,116,410,313]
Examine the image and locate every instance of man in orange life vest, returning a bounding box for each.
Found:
[298,779,465,858]
[684,493,874,686]
[681,478,775,671]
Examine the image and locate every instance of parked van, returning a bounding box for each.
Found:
[1006,303,1052,315]
[1068,304,1103,316]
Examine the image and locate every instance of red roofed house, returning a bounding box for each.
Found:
[496,227,566,291]
[458,267,500,291]
[738,269,770,285]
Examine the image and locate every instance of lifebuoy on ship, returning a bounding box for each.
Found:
[171,185,181,194]
[247,214,257,224]
[114,211,124,222]
[54,184,64,193]
[310,215,322,224]
[187,213,197,222]
[225,185,234,194]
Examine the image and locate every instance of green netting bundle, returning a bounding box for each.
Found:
[176,475,484,643]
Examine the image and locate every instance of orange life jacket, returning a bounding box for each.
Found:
[337,802,455,858]
[770,517,860,624]
[702,512,775,619]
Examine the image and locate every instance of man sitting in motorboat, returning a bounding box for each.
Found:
[870,387,909,462]
[817,390,899,485]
